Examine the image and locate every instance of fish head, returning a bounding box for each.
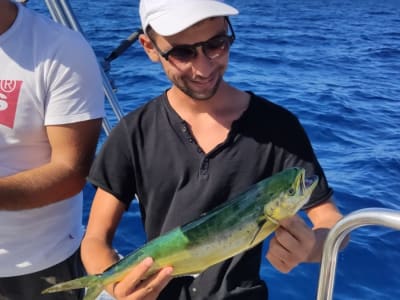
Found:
[261,168,319,221]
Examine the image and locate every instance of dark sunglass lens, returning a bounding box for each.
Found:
[208,37,228,49]
[169,46,197,62]
[204,36,229,58]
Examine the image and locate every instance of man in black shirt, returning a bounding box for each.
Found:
[81,1,343,299]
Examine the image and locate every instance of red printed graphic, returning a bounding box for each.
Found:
[0,80,23,128]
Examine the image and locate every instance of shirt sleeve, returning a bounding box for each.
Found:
[280,113,333,209]
[87,118,137,208]
[43,29,104,125]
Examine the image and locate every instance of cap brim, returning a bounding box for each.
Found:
[149,1,238,36]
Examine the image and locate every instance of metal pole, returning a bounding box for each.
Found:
[316,208,400,300]
[44,0,72,28]
[58,0,84,32]
[44,0,126,135]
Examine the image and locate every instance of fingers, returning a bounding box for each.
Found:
[277,215,315,253]
[266,232,299,273]
[112,257,173,300]
[266,233,297,273]
[133,266,173,299]
[113,257,153,297]
[266,215,316,273]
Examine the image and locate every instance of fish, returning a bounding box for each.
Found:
[42,167,318,300]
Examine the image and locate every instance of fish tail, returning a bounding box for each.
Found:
[42,274,104,300]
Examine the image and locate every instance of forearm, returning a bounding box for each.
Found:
[0,161,86,210]
[81,235,121,296]
[81,236,120,275]
[0,120,102,211]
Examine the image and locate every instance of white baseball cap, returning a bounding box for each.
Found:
[139,0,239,36]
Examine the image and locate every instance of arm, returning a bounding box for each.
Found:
[265,198,344,273]
[81,188,173,300]
[0,119,102,210]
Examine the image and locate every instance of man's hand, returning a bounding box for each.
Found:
[265,215,316,273]
[110,257,173,300]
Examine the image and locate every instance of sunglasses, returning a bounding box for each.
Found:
[149,18,235,65]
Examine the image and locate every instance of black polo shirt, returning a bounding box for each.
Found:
[88,91,333,299]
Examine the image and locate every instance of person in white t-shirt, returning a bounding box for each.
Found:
[0,1,104,299]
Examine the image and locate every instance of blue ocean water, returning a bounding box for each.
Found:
[29,0,400,299]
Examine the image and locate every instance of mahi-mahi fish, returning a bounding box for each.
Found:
[42,167,318,300]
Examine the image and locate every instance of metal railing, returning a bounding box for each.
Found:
[316,208,400,300]
[44,0,127,135]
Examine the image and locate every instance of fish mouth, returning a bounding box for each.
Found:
[302,173,319,195]
[295,168,319,196]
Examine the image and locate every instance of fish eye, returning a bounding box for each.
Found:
[288,188,295,196]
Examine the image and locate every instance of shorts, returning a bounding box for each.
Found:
[0,248,85,300]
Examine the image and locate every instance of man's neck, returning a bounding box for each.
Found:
[0,1,18,35]
[167,81,248,117]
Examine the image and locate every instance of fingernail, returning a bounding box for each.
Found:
[164,267,173,276]
[143,257,153,267]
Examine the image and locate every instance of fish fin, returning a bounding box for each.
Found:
[42,274,100,295]
[265,214,279,225]
[249,219,267,245]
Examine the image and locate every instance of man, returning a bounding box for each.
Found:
[0,0,104,299]
[81,0,343,299]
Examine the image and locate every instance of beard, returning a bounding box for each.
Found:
[173,72,223,101]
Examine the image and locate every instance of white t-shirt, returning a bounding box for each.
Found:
[0,3,104,276]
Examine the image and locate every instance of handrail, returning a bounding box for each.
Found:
[316,208,400,300]
[44,0,126,135]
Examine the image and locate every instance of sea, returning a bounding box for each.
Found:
[28,0,400,299]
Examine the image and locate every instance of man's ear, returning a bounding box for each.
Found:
[139,34,160,62]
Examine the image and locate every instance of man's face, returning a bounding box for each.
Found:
[151,17,231,101]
